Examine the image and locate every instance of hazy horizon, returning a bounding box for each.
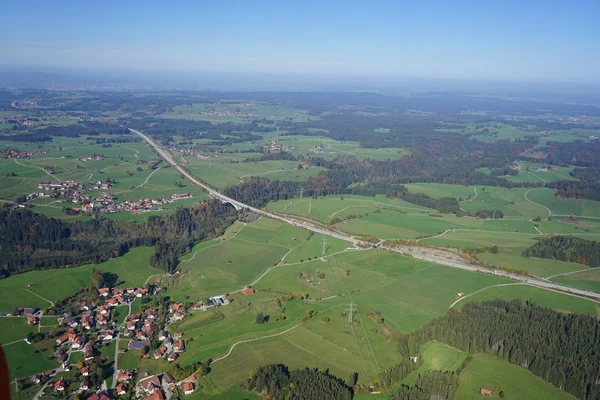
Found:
[1,1,599,85]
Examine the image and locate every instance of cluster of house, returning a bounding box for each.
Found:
[77,155,104,162]
[77,192,192,214]
[265,140,295,152]
[198,109,255,118]
[1,148,46,159]
[590,135,599,141]
[31,178,192,213]
[311,145,331,154]
[135,372,191,400]
[0,115,38,126]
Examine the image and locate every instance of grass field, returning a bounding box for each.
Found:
[267,194,432,224]
[526,188,600,218]
[402,341,467,385]
[455,354,576,399]
[4,340,56,379]
[455,284,598,315]
[0,137,210,217]
[0,317,47,344]
[552,268,600,294]
[506,162,578,184]
[185,157,323,190]
[0,247,159,312]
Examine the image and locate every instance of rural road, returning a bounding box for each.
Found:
[130,128,600,302]
[110,300,133,389]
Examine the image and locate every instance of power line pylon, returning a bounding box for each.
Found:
[346,302,357,324]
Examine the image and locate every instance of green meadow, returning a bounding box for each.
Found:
[0,247,159,312]
[455,354,576,400]
[455,284,598,315]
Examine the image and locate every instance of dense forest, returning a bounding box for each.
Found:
[389,371,458,400]
[242,364,353,400]
[0,201,237,277]
[522,236,600,267]
[397,300,600,400]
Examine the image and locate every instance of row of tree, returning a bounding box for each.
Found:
[0,200,237,277]
[523,236,600,267]
[396,300,600,400]
[242,364,353,400]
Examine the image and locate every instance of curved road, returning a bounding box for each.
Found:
[130,128,600,302]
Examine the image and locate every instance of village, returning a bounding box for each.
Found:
[26,179,193,214]
[11,282,258,399]
[16,283,247,399]
[0,148,48,159]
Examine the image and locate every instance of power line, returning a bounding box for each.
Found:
[299,187,304,198]
[321,237,328,256]
[345,302,357,324]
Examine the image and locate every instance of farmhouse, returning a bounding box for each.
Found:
[56,333,69,345]
[54,380,65,391]
[116,370,132,382]
[480,388,493,396]
[87,390,113,400]
[139,375,162,394]
[27,316,38,325]
[183,382,195,395]
[242,288,255,295]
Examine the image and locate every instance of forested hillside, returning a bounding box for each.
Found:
[242,364,353,400]
[0,201,237,277]
[398,300,600,400]
[523,236,600,267]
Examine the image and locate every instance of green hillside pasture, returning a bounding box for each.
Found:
[179,222,246,262]
[461,187,549,219]
[539,218,600,235]
[267,194,432,224]
[0,247,158,312]
[0,139,161,201]
[552,268,600,294]
[404,183,476,200]
[168,294,315,368]
[455,285,598,315]
[282,232,350,264]
[469,123,537,142]
[184,385,261,400]
[455,353,576,400]
[338,211,538,240]
[424,230,590,276]
[402,341,468,385]
[526,188,600,218]
[255,249,511,332]
[506,162,577,184]
[108,166,208,202]
[0,158,49,199]
[186,158,322,189]
[172,229,293,299]
[0,318,43,344]
[4,340,56,379]
[172,218,351,299]
[478,246,590,278]
[208,315,401,389]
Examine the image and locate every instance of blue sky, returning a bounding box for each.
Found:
[1,0,599,83]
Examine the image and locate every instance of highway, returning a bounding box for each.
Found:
[130,128,600,302]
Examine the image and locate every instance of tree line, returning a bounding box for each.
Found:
[523,236,600,267]
[0,200,237,278]
[396,300,600,400]
[242,364,353,400]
